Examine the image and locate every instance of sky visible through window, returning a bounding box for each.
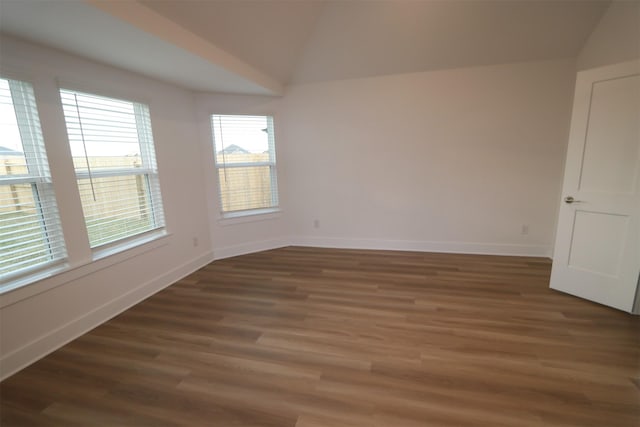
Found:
[60,90,142,158]
[0,84,145,158]
[212,115,269,154]
[0,79,23,153]
[2,92,270,157]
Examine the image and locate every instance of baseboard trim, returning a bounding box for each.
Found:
[290,236,551,258]
[0,251,214,381]
[213,237,290,260]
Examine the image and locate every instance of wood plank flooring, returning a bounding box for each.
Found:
[1,246,638,426]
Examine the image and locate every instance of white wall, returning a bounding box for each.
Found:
[577,0,640,70]
[281,59,576,256]
[0,36,214,379]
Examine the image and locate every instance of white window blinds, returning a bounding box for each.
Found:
[211,115,278,216]
[0,78,66,280]
[60,89,165,248]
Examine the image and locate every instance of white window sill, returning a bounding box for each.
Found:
[91,229,168,261]
[0,231,171,308]
[218,208,282,226]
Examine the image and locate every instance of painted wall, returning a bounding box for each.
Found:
[577,0,640,70]
[0,36,214,379]
[280,59,576,256]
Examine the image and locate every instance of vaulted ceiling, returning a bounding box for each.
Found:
[0,0,611,95]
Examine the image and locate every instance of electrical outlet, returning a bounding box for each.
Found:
[521,225,529,235]
[313,219,320,229]
[193,237,199,247]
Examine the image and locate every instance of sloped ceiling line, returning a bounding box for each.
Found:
[0,0,611,94]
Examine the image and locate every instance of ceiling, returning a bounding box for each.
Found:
[0,0,610,95]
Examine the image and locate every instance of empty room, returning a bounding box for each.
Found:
[0,0,639,426]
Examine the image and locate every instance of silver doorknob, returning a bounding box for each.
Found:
[564,196,584,204]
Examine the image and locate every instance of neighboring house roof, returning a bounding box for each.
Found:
[219,144,250,155]
[0,146,24,156]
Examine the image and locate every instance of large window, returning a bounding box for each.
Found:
[60,89,165,248]
[211,115,279,217]
[0,78,66,280]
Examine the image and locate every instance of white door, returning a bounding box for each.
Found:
[550,60,640,313]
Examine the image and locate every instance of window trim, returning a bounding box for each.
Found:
[59,87,166,250]
[211,114,280,218]
[217,208,281,226]
[0,74,171,295]
[0,76,67,283]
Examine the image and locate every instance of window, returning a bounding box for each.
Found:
[0,78,66,281]
[60,89,165,248]
[211,115,279,217]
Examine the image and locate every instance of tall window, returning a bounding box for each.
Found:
[60,89,165,248]
[0,78,66,280]
[211,115,279,217]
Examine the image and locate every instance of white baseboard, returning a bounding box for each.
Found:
[213,237,290,260]
[291,236,552,258]
[0,251,214,381]
[214,236,551,259]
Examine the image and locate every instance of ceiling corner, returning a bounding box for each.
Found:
[85,0,284,95]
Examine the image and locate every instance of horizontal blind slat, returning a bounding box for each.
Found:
[1,78,67,280]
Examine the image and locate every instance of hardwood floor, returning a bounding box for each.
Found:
[1,246,638,426]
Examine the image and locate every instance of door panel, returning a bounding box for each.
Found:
[567,211,628,277]
[550,60,640,313]
[579,75,640,194]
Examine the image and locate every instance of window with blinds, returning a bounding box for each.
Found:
[211,115,279,216]
[0,77,66,280]
[60,89,165,248]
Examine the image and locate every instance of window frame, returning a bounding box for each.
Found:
[210,114,280,219]
[0,74,172,297]
[59,87,166,250]
[0,77,67,283]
